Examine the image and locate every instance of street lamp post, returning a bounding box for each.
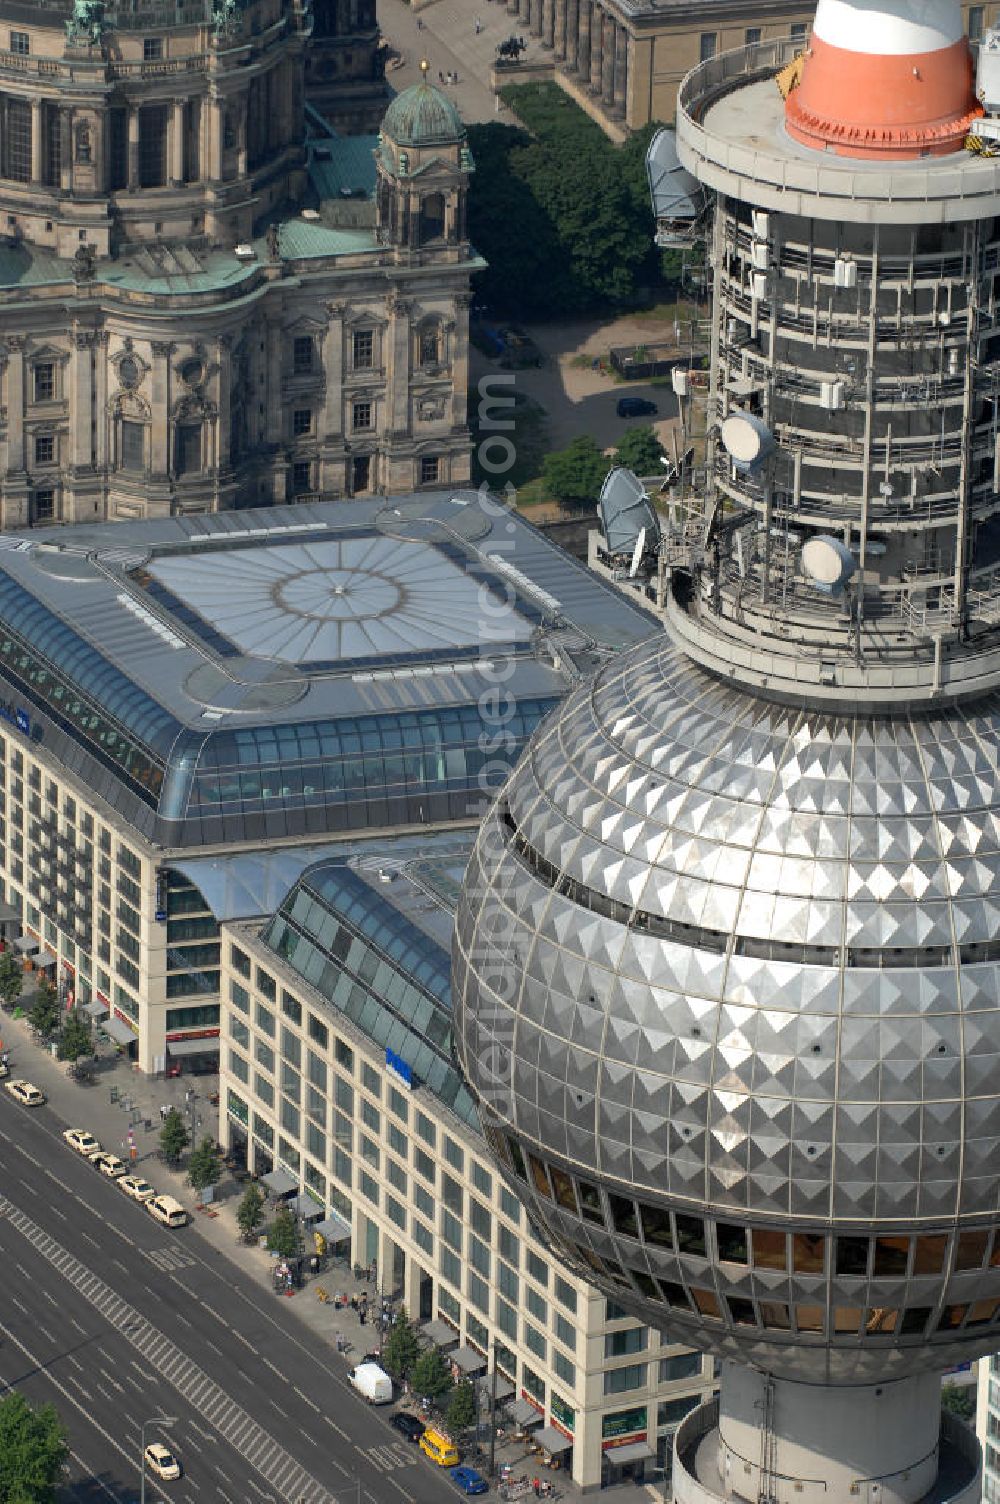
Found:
[139,1414,177,1504]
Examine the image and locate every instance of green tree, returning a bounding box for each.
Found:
[0,950,23,1009]
[28,978,60,1040]
[382,1308,420,1380]
[266,1203,303,1259]
[410,1346,453,1402]
[56,1009,93,1062]
[159,1107,190,1167]
[236,1183,266,1244]
[445,1378,476,1437]
[941,1382,975,1423]
[0,1390,69,1503]
[186,1134,222,1195]
[542,435,611,508]
[614,424,667,477]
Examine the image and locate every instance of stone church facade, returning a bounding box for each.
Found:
[0,2,478,525]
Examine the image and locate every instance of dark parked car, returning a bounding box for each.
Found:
[616,396,658,417]
[390,1412,426,1443]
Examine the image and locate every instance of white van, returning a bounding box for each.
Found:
[146,1195,189,1228]
[349,1362,393,1404]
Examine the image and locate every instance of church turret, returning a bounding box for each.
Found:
[375,61,472,254]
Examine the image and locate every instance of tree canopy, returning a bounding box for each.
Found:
[267,1203,302,1259]
[445,1378,477,1436]
[56,1010,93,1063]
[382,1309,420,1379]
[186,1135,222,1194]
[0,1391,68,1503]
[410,1346,453,1401]
[237,1183,265,1243]
[0,951,23,1008]
[614,424,667,477]
[28,980,60,1040]
[466,87,669,320]
[542,434,611,508]
[159,1107,190,1166]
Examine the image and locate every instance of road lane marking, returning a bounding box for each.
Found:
[292,1385,320,1411]
[0,1194,341,1504]
[68,1448,122,1501]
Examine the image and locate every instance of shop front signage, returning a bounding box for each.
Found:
[601,1406,647,1451]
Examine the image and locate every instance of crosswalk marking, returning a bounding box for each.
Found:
[145,1246,197,1273]
[362,1443,416,1473]
[0,1195,338,1504]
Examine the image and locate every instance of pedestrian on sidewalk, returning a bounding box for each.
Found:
[475,16,481,32]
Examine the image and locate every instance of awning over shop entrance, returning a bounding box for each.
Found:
[509,1398,544,1428]
[420,1319,458,1349]
[36,952,57,970]
[262,1169,297,1197]
[535,1427,572,1456]
[13,935,38,954]
[606,1441,653,1465]
[484,1376,515,1404]
[314,1211,352,1243]
[450,1345,486,1375]
[166,1036,219,1057]
[289,1193,323,1221]
[84,999,109,1020]
[103,1016,136,1046]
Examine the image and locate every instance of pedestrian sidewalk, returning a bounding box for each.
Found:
[379,0,536,126]
[0,1003,668,1504]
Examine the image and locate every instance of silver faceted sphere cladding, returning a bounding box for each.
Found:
[452,636,1000,1383]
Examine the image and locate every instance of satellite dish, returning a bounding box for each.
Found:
[801,535,857,591]
[720,412,775,472]
[630,528,647,578]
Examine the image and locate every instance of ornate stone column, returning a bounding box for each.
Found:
[530,0,543,39]
[554,0,568,61]
[208,96,223,182]
[565,0,579,71]
[385,292,412,441]
[615,25,630,116]
[93,331,109,475]
[601,12,615,103]
[127,104,140,191]
[69,333,95,475]
[321,303,345,493]
[577,0,591,78]
[30,98,42,185]
[542,0,554,49]
[170,99,185,186]
[589,3,603,90]
[6,337,25,475]
[149,340,172,477]
[518,0,530,24]
[236,93,248,179]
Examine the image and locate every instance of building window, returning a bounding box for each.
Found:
[291,461,312,494]
[419,192,445,244]
[120,420,145,472]
[144,36,163,59]
[175,423,202,477]
[352,400,373,432]
[34,434,54,466]
[970,7,985,41]
[293,408,312,437]
[9,30,29,54]
[353,329,374,369]
[604,1363,646,1395]
[699,32,717,61]
[790,21,807,39]
[419,456,439,485]
[293,335,314,373]
[6,99,31,184]
[33,363,54,403]
[745,26,761,44]
[33,489,55,523]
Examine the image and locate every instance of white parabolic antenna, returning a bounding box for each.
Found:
[801,534,857,587]
[720,412,775,469]
[630,527,646,578]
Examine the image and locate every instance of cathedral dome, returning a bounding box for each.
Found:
[381,73,464,146]
[453,631,1000,1383]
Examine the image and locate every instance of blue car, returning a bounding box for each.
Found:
[449,1466,488,1496]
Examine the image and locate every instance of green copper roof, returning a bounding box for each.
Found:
[381,79,464,147]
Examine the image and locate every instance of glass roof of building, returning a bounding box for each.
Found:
[146,534,534,666]
[0,496,655,847]
[261,838,478,1126]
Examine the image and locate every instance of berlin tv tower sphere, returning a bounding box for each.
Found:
[453,631,1000,1385]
